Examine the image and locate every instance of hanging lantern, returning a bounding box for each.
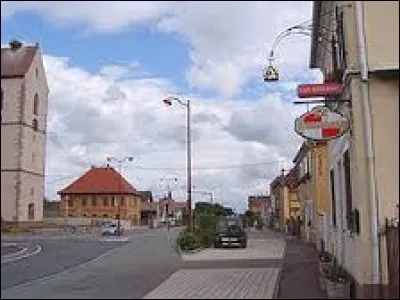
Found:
[263,62,279,82]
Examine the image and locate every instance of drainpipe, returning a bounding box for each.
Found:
[355,1,381,289]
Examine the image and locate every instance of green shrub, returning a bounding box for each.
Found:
[176,229,202,251]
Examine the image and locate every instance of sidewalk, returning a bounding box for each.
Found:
[143,230,285,299]
[278,237,326,299]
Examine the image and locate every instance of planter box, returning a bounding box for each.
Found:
[318,261,333,292]
[326,279,350,299]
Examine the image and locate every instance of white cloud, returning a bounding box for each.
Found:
[1,1,321,213]
[2,1,314,97]
[43,54,308,213]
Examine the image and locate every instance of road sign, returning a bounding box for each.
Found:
[294,106,350,141]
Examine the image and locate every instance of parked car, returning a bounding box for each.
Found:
[101,221,123,236]
[214,216,247,248]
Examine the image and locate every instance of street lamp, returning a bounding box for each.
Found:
[162,96,193,232]
[106,156,134,236]
[264,23,312,83]
[193,189,213,204]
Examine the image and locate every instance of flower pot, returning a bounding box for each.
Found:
[326,279,350,299]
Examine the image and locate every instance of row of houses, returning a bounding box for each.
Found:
[268,2,398,299]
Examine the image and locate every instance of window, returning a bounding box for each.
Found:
[103,214,108,218]
[92,197,97,206]
[111,196,115,206]
[335,6,347,70]
[103,196,108,206]
[92,214,97,218]
[68,199,73,207]
[120,196,124,206]
[344,150,353,230]
[82,197,87,206]
[32,153,36,164]
[33,94,39,115]
[35,68,39,78]
[33,118,38,131]
[330,169,337,227]
[28,203,34,220]
[30,188,34,196]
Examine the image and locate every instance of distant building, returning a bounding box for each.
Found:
[1,40,49,223]
[159,191,186,224]
[57,165,141,226]
[248,195,271,225]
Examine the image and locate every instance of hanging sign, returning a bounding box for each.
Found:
[294,106,350,141]
[297,83,344,98]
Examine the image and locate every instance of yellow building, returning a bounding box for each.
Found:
[310,1,399,298]
[269,168,301,231]
[293,141,330,245]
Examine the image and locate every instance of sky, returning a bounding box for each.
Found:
[1,1,322,213]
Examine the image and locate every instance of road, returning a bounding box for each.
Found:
[1,227,182,299]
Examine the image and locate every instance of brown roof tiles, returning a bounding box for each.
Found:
[57,166,137,195]
[1,45,38,78]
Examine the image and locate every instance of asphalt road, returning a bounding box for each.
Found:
[1,227,182,299]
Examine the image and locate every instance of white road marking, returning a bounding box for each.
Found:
[1,245,42,264]
[1,247,28,259]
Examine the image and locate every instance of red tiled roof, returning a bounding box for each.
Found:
[1,44,37,78]
[57,166,136,195]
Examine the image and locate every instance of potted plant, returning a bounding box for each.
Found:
[324,261,351,299]
[318,251,333,292]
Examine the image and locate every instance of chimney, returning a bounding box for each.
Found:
[9,40,23,50]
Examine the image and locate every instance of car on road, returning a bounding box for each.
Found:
[101,221,123,236]
[214,216,247,248]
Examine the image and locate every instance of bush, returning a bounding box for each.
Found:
[194,213,219,247]
[176,229,202,251]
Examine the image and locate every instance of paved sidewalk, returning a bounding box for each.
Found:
[278,238,326,299]
[143,230,285,299]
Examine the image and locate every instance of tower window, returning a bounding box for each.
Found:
[33,118,38,131]
[33,94,39,115]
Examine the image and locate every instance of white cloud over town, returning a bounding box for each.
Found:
[2,1,323,212]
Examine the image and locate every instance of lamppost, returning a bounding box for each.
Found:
[162,96,193,232]
[264,23,312,82]
[160,177,178,228]
[193,189,213,204]
[106,156,134,235]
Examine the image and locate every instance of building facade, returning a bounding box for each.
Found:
[293,141,330,246]
[58,166,142,226]
[248,195,271,225]
[1,40,49,223]
[310,1,399,298]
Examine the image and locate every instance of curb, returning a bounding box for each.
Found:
[273,235,288,299]
[273,266,284,299]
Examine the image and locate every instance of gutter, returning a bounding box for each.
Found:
[355,1,381,289]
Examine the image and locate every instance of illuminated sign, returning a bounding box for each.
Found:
[297,83,344,98]
[294,106,350,141]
